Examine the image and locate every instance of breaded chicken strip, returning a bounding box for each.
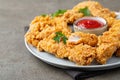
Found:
[37,33,71,58]
[67,32,98,47]
[109,20,120,57]
[56,42,71,58]
[97,31,120,46]
[25,23,41,47]
[30,15,54,31]
[96,43,117,64]
[73,1,102,12]
[62,10,83,24]
[96,28,120,64]
[72,1,116,18]
[37,38,59,53]
[53,17,72,36]
[25,16,54,47]
[68,44,96,65]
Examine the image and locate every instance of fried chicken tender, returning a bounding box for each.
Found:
[56,42,71,58]
[104,17,116,27]
[96,21,120,64]
[25,16,54,47]
[109,20,120,57]
[25,23,41,47]
[53,17,72,36]
[96,43,117,64]
[97,32,120,46]
[62,10,83,24]
[96,43,118,64]
[73,1,102,11]
[37,34,59,53]
[38,40,71,58]
[37,32,71,58]
[30,15,54,31]
[72,1,116,18]
[96,32,120,64]
[67,32,98,47]
[68,44,96,65]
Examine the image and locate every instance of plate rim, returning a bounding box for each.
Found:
[24,38,120,70]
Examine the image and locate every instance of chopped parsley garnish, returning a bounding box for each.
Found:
[53,32,68,44]
[41,14,47,17]
[79,7,91,16]
[51,9,67,17]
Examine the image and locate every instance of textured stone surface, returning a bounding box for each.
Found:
[0,0,120,80]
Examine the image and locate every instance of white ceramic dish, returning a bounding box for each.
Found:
[24,12,120,71]
[24,40,120,71]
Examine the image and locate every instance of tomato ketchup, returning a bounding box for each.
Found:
[74,17,107,35]
[76,19,104,29]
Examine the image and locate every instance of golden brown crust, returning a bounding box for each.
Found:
[96,43,118,64]
[73,1,116,18]
[62,10,83,24]
[25,1,120,65]
[96,19,120,64]
[68,44,96,65]
[67,32,98,47]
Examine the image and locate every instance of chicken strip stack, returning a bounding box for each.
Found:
[36,16,72,53]
[25,1,120,65]
[37,31,97,65]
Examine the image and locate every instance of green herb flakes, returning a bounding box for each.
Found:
[53,32,68,44]
[51,9,67,17]
[41,14,47,17]
[79,7,91,16]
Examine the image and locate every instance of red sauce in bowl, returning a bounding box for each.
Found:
[76,19,104,29]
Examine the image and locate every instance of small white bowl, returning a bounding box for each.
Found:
[73,17,107,35]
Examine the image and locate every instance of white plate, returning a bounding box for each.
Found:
[24,40,120,71]
[24,12,120,71]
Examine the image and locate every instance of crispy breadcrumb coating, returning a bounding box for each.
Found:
[72,1,116,18]
[25,1,120,65]
[96,43,117,64]
[68,44,96,65]
[96,20,120,64]
[62,10,83,24]
[67,32,98,47]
